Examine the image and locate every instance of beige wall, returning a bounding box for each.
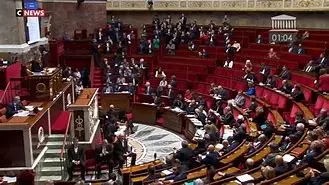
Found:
[0,0,26,45]
[41,2,106,39]
[109,11,329,30]
[34,2,329,39]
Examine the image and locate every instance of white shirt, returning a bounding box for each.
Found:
[224,61,233,68]
[159,80,167,87]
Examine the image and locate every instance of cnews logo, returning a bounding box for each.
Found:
[16,9,45,17]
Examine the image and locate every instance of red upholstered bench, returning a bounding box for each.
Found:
[161,56,215,67]
[291,72,316,89]
[310,95,329,116]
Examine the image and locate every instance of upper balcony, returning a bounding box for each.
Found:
[106,0,329,11]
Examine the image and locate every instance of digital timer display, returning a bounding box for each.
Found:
[269,31,297,43]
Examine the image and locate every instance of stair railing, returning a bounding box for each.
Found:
[90,55,95,88]
[60,112,72,180]
[0,81,11,106]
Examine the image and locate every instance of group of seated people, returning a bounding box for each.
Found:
[102,53,148,94]
[138,88,329,184]
[62,66,90,95]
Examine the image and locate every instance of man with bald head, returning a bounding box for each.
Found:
[6,96,26,118]
[200,145,219,167]
[274,155,290,176]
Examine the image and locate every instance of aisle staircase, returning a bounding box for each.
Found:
[38,134,65,182]
[93,68,103,89]
[92,67,103,106]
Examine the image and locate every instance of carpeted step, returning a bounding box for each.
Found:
[51,111,71,134]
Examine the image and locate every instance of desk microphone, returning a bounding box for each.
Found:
[154,153,157,161]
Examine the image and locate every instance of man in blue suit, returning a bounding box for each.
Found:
[200,145,219,167]
[6,96,25,118]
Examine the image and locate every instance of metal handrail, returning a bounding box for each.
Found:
[59,112,72,179]
[0,81,11,105]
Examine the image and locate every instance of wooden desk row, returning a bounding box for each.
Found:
[0,81,74,168]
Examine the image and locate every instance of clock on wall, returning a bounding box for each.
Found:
[269,31,297,43]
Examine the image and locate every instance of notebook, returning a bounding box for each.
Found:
[236,174,254,183]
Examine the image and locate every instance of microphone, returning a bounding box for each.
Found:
[154,153,157,161]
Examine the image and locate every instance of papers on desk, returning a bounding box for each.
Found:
[222,129,234,140]
[308,119,317,126]
[25,106,34,111]
[283,154,295,163]
[186,115,195,118]
[195,129,205,138]
[13,111,30,117]
[46,67,56,73]
[171,107,184,113]
[236,174,254,183]
[2,176,16,183]
[198,154,206,160]
[162,170,173,176]
[190,118,203,127]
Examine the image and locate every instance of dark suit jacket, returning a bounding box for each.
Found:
[260,66,271,78]
[175,147,194,166]
[170,80,177,88]
[165,172,187,182]
[144,86,153,95]
[166,89,176,99]
[279,70,291,80]
[201,151,219,167]
[256,38,263,44]
[222,112,235,126]
[291,90,305,102]
[280,83,293,94]
[274,163,290,176]
[310,172,329,185]
[196,113,207,125]
[95,145,113,161]
[113,139,125,160]
[6,103,24,117]
[67,145,85,167]
[31,61,43,72]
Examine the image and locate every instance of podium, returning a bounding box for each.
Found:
[68,88,100,142]
[26,67,62,100]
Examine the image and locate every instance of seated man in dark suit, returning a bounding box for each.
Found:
[195,108,207,125]
[306,158,329,185]
[273,155,290,176]
[6,96,26,118]
[280,80,293,94]
[67,138,85,181]
[200,145,219,167]
[261,142,281,167]
[291,84,305,102]
[96,139,113,179]
[255,34,263,44]
[300,140,324,165]
[279,66,291,80]
[174,140,194,171]
[144,81,153,95]
[161,165,187,183]
[31,60,43,72]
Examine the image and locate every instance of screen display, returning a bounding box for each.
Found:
[23,0,41,44]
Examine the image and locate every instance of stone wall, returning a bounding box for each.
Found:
[41,2,107,39]
[0,0,26,45]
